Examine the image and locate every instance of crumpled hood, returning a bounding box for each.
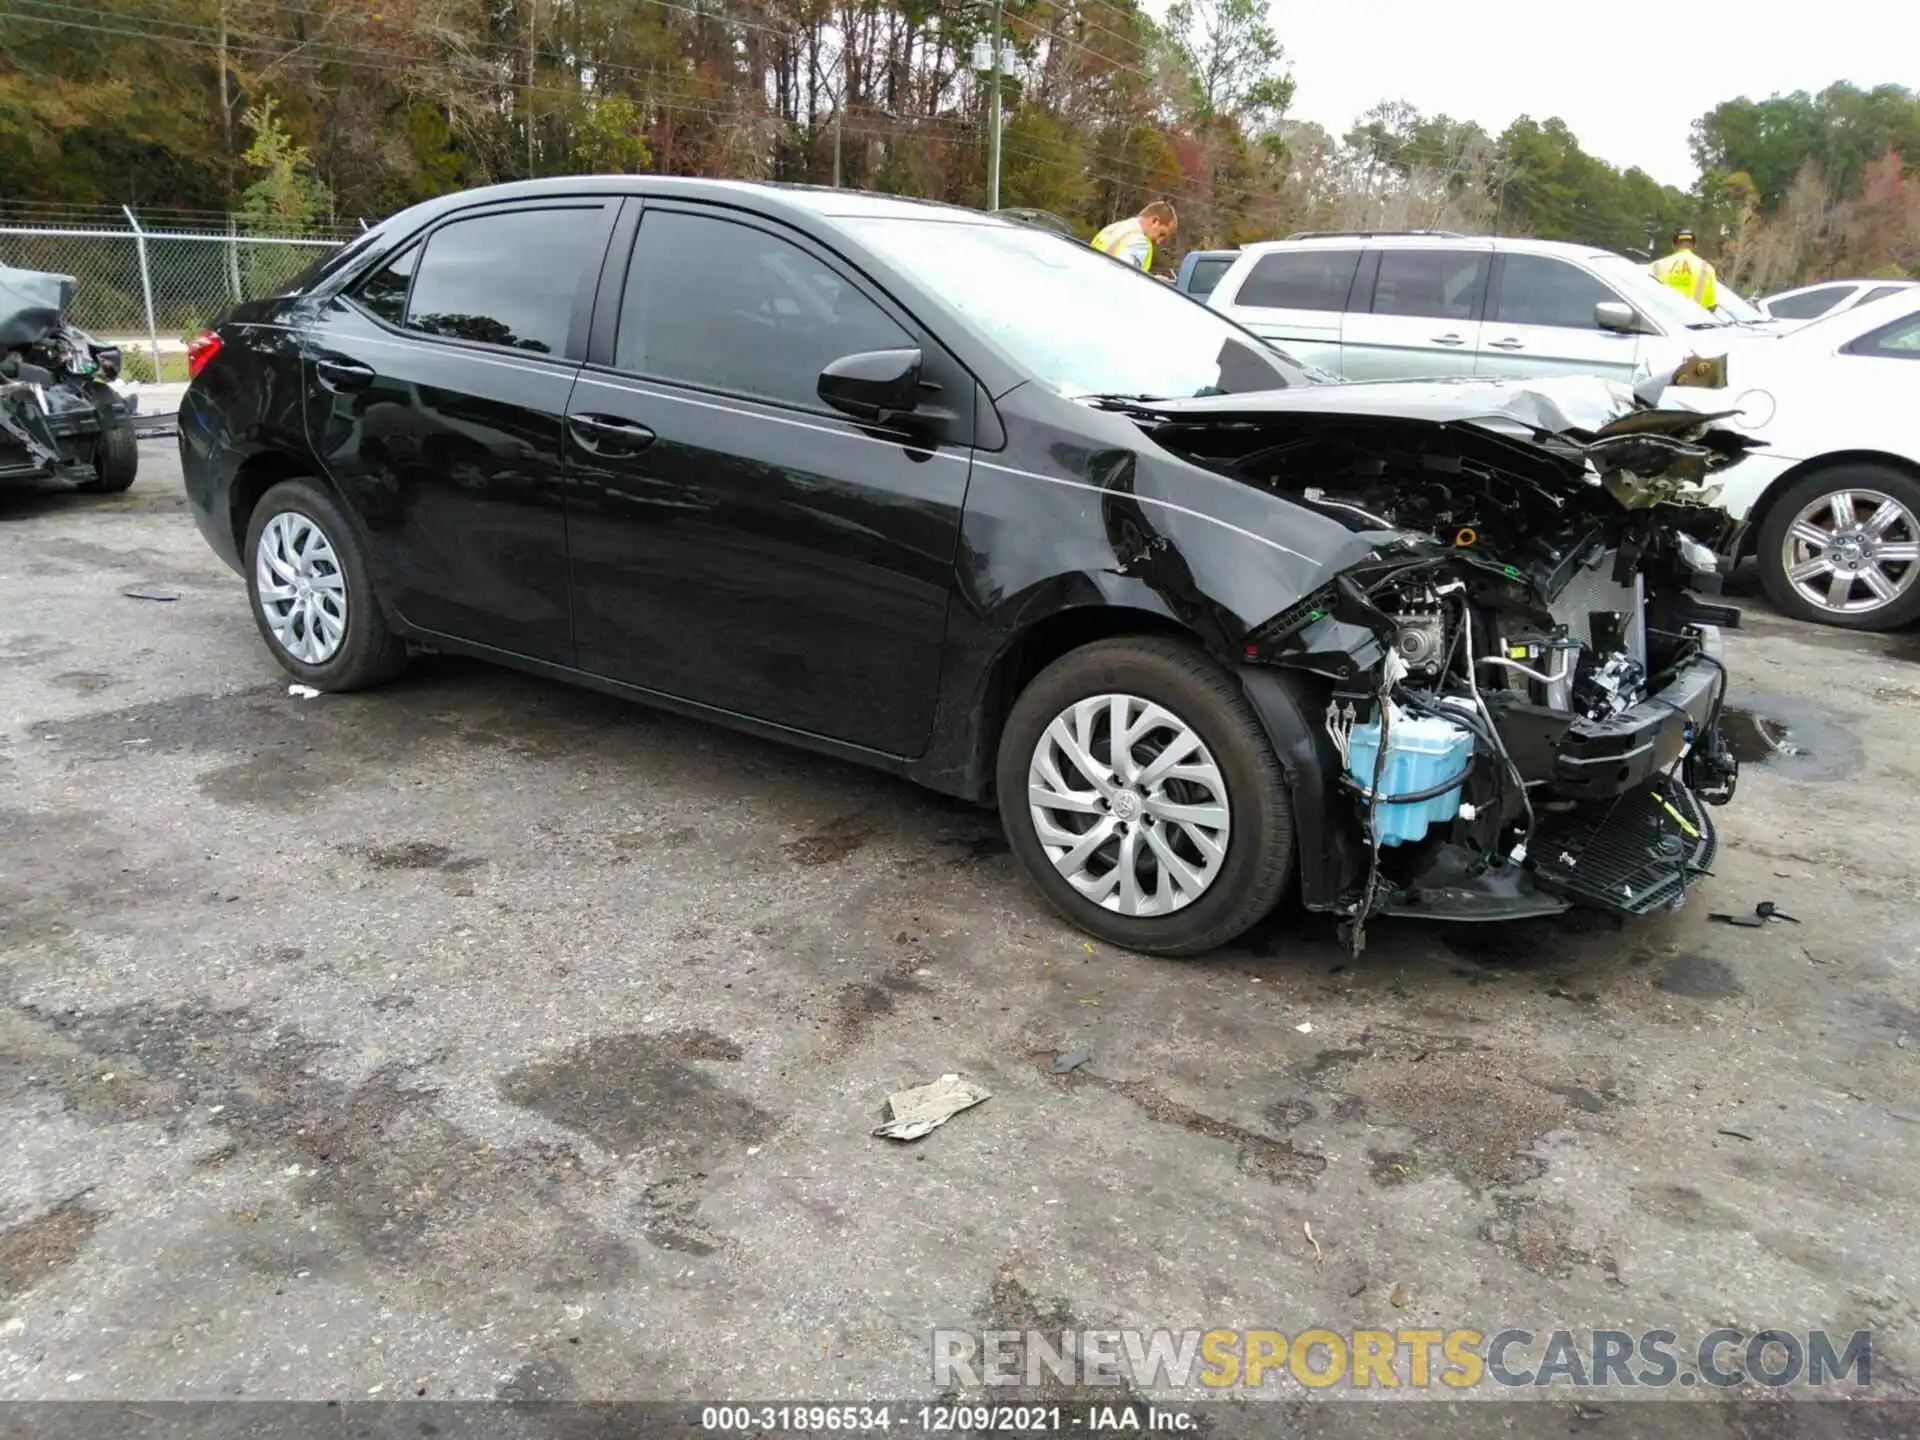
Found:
[1107,373,1686,440]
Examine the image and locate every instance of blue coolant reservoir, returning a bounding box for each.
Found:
[1346,712,1475,846]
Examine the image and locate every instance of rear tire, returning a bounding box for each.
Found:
[78,416,138,494]
[1756,463,1920,631]
[244,478,408,691]
[996,636,1293,957]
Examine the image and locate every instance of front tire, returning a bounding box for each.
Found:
[1756,463,1920,631]
[244,478,408,691]
[996,636,1293,956]
[77,416,138,494]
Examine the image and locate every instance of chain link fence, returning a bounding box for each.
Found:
[0,208,347,383]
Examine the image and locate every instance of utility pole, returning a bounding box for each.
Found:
[986,0,1003,211]
[832,44,844,188]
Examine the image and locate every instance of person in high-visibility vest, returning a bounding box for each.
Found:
[1091,201,1178,274]
[1650,227,1719,309]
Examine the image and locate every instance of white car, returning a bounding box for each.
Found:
[1203,233,1751,386]
[1758,278,1918,330]
[1683,289,1920,630]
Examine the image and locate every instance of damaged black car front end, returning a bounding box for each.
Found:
[1,264,139,493]
[1110,377,1754,945]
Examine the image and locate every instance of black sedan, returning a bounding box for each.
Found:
[180,179,1750,954]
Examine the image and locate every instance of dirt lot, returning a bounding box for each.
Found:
[3,443,1919,1432]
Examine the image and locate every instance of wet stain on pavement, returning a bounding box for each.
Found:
[0,1196,105,1302]
[49,670,118,695]
[498,1032,776,1162]
[833,952,931,1044]
[6,1001,620,1292]
[1068,1071,1326,1186]
[362,841,454,871]
[783,814,873,867]
[1719,694,1863,781]
[659,1028,744,1062]
[1480,1195,1621,1282]
[638,1172,723,1256]
[1367,1148,1421,1187]
[1630,1183,1748,1231]
[1295,1030,1607,1191]
[1655,954,1742,1000]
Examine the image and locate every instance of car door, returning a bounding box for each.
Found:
[1211,247,1360,374]
[302,199,615,664]
[562,200,974,757]
[1338,244,1491,379]
[1475,252,1642,381]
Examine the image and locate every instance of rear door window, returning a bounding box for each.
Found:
[1491,254,1617,329]
[1765,286,1849,320]
[613,209,911,411]
[1842,311,1920,359]
[1371,250,1489,321]
[1232,249,1362,310]
[402,207,607,355]
[1859,285,1908,307]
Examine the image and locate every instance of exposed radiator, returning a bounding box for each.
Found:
[1548,550,1646,665]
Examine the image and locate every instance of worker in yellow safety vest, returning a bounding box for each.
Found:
[1091,201,1178,274]
[1649,227,1718,309]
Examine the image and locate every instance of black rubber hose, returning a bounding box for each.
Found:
[1341,767,1472,805]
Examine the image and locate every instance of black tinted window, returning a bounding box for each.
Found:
[356,244,417,325]
[1843,311,1920,359]
[1234,249,1361,310]
[1371,250,1488,321]
[616,210,910,408]
[1185,255,1234,299]
[404,208,603,354]
[1766,286,1848,320]
[1492,254,1617,329]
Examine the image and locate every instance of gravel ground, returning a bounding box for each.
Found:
[2,443,1918,1434]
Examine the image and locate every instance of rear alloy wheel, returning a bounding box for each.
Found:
[244,478,408,691]
[997,637,1293,956]
[1757,464,1920,631]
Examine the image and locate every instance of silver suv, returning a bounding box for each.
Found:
[1205,233,1736,384]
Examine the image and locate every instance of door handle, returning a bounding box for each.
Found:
[1430,333,1466,346]
[314,356,376,392]
[568,413,657,455]
[1487,337,1525,350]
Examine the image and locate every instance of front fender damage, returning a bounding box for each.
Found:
[1107,379,1756,947]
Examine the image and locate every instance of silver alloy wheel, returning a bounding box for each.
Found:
[1027,693,1231,916]
[1781,488,1920,616]
[256,510,348,664]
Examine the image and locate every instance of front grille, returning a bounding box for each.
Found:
[1528,778,1715,916]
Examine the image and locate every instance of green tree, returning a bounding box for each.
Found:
[569,96,654,173]
[239,97,334,231]
[1164,0,1292,126]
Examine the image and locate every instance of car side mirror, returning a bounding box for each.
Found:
[818,348,922,423]
[1595,301,1638,333]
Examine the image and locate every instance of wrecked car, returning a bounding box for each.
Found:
[178,180,1752,954]
[0,264,139,493]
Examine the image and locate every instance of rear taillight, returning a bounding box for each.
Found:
[186,330,223,378]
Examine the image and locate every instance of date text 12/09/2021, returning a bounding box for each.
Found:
[698,1406,1198,1432]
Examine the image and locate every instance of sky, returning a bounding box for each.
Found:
[1262,0,1914,188]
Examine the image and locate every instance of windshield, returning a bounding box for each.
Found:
[1586,252,1729,332]
[1713,288,1766,324]
[845,216,1317,399]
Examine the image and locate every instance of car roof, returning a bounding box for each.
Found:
[361,177,1014,251]
[1229,233,1621,262]
[1765,278,1918,300]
